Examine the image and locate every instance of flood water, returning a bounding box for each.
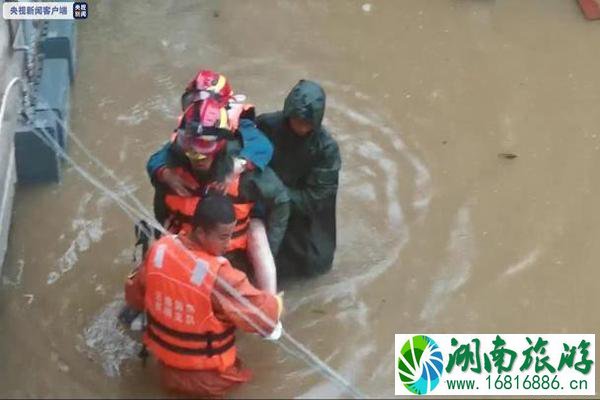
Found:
[2,0,600,397]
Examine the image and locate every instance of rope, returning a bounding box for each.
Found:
[29,97,367,399]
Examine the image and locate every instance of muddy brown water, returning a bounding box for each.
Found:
[2,0,600,397]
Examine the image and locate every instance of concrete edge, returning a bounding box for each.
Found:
[0,146,17,274]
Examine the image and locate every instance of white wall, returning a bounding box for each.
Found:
[0,20,24,272]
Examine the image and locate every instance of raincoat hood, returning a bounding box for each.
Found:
[283,80,326,130]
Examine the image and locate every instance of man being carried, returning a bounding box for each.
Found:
[149,70,274,198]
[147,93,289,293]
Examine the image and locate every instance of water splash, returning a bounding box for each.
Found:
[501,248,541,278]
[420,203,475,320]
[116,103,150,126]
[47,218,104,284]
[82,296,140,377]
[2,258,25,287]
[47,193,105,285]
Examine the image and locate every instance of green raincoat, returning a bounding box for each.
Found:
[257,80,341,277]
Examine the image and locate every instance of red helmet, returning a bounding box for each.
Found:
[184,97,229,130]
[176,99,231,158]
[176,134,225,159]
[182,69,233,110]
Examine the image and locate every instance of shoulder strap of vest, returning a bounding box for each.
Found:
[226,173,242,198]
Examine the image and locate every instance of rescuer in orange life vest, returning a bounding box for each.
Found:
[125,194,283,397]
[146,70,288,294]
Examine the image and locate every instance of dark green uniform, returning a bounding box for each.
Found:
[257,80,341,277]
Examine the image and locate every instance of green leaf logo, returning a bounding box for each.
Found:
[397,335,444,395]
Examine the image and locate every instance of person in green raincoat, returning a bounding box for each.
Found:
[257,80,341,277]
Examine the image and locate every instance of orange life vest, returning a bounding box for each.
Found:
[164,102,256,251]
[163,170,254,252]
[143,235,237,371]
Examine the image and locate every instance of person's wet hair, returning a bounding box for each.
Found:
[192,194,236,231]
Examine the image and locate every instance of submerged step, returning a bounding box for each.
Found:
[40,20,77,82]
[35,57,70,150]
[14,111,63,184]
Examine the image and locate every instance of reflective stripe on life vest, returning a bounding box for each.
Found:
[226,176,253,251]
[162,168,254,250]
